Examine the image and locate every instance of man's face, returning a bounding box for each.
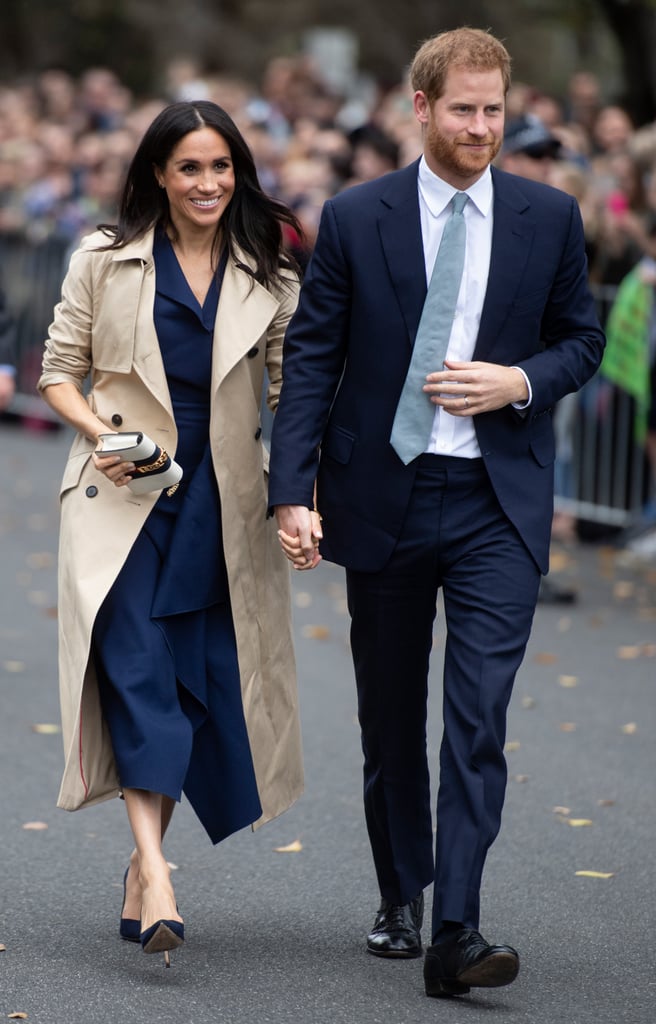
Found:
[414,66,505,188]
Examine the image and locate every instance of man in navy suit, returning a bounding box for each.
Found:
[269,27,604,998]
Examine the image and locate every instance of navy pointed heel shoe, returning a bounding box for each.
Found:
[140,919,185,967]
[120,867,141,943]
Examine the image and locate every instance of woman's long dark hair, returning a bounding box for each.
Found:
[98,100,303,290]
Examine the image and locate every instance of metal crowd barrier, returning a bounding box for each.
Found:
[1,232,651,528]
[554,284,652,530]
[1,231,71,422]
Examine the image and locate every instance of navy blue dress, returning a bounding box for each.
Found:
[93,231,262,844]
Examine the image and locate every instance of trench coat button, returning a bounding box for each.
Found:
[247,347,259,359]
[254,427,262,440]
[111,413,123,426]
[85,485,98,498]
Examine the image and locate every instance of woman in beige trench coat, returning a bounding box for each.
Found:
[38,101,308,965]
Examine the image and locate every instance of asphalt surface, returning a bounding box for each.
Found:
[1,420,655,1024]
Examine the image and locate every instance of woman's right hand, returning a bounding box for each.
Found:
[92,451,136,488]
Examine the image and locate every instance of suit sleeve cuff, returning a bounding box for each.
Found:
[510,366,532,411]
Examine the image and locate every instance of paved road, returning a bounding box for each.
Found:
[1,422,655,1023]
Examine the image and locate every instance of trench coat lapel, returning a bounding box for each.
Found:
[109,232,174,417]
[212,251,280,391]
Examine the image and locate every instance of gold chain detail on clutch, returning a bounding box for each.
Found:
[133,448,169,475]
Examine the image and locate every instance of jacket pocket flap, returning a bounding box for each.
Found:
[322,425,356,465]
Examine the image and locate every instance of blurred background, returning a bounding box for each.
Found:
[3,0,656,556]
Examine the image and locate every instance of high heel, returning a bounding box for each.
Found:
[140,919,185,967]
[120,867,141,943]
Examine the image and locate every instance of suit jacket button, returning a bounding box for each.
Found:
[254,427,262,440]
[85,485,98,498]
[247,347,259,359]
[111,413,123,426]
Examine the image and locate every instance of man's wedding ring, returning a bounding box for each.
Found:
[463,395,469,408]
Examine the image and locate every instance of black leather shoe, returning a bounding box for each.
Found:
[424,928,519,996]
[366,893,423,958]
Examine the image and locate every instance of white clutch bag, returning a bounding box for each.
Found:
[96,431,183,495]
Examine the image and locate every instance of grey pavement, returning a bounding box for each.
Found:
[1,421,655,1024]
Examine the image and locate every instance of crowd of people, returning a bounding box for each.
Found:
[1,50,656,540]
[1,55,656,271]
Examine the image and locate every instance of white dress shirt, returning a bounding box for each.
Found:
[417,157,492,458]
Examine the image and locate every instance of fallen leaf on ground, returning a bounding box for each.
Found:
[8,1014,28,1019]
[3,661,25,673]
[301,624,330,640]
[0,943,6,951]
[504,741,520,752]
[520,696,536,710]
[513,774,530,783]
[613,581,635,599]
[557,617,572,632]
[274,839,303,853]
[597,799,616,807]
[621,722,637,734]
[640,643,656,656]
[27,552,53,569]
[533,652,558,665]
[293,591,312,608]
[31,723,61,735]
[166,862,178,871]
[22,822,48,831]
[559,722,577,732]
[558,675,578,688]
[617,646,642,659]
[567,818,593,827]
[575,870,614,879]
[553,806,571,816]
[549,551,573,571]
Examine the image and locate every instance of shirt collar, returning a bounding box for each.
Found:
[417,156,493,218]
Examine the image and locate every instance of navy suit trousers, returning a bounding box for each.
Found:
[345,455,540,940]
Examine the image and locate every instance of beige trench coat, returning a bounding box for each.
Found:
[38,228,303,827]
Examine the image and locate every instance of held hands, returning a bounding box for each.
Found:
[424,360,528,416]
[275,505,323,571]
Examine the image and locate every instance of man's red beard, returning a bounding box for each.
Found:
[426,121,502,181]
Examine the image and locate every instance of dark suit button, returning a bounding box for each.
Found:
[254,427,262,440]
[247,347,259,359]
[111,414,123,426]
[85,485,98,498]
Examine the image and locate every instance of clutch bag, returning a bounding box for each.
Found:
[96,431,183,495]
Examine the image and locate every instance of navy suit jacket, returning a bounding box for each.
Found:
[269,160,605,575]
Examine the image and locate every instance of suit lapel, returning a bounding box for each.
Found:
[474,168,536,360]
[378,161,427,346]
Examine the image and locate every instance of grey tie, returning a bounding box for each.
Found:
[390,191,468,465]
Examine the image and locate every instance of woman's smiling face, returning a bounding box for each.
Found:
[155,126,236,235]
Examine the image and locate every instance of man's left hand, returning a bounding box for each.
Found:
[424,360,528,416]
